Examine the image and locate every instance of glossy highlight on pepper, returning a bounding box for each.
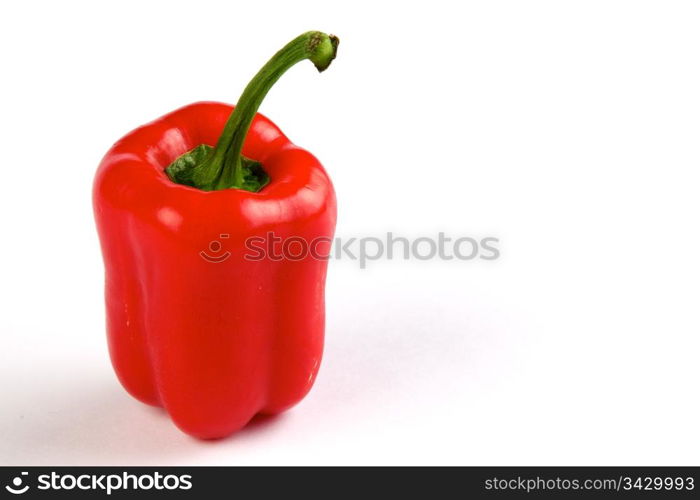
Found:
[93,31,338,439]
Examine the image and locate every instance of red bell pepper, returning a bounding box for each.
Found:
[93,32,338,439]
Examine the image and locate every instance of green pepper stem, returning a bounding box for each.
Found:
[192,31,339,191]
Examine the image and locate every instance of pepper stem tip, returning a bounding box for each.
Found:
[308,32,339,72]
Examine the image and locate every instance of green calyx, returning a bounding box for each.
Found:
[165,144,270,192]
[165,31,339,192]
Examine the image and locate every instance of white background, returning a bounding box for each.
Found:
[1,0,698,465]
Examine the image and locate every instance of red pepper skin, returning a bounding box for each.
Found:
[93,102,336,439]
